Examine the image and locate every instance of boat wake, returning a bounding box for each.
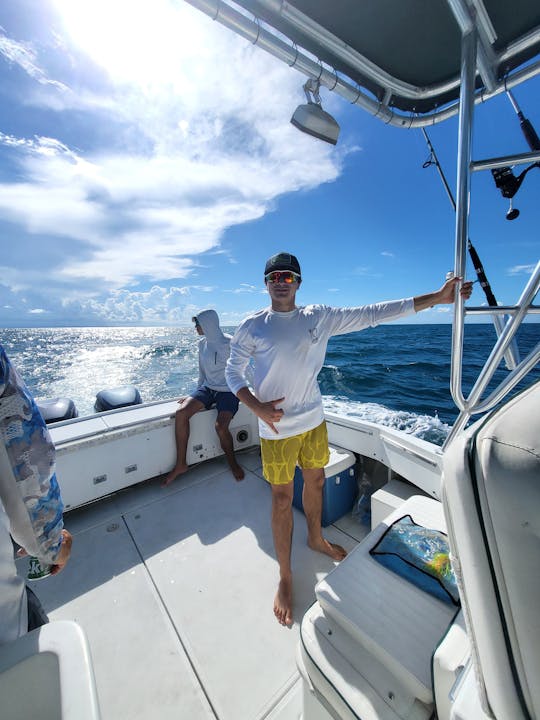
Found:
[322,396,451,446]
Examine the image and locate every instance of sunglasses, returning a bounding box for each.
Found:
[265,271,301,284]
[192,317,201,327]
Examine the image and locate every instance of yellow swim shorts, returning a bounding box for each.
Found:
[260,421,330,485]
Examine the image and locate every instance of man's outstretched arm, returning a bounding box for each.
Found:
[413,277,473,312]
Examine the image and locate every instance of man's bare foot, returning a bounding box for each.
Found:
[308,537,347,562]
[274,577,293,626]
[231,462,245,481]
[161,464,189,487]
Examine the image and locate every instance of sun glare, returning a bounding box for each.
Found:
[53,0,206,87]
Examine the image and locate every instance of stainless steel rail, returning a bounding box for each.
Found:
[183,0,540,129]
[472,150,540,171]
[181,0,539,446]
[443,6,540,447]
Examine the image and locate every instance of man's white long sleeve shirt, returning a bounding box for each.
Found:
[226,299,414,440]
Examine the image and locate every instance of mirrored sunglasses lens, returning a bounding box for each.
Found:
[267,271,297,284]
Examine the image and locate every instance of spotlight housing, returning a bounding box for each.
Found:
[290,79,340,145]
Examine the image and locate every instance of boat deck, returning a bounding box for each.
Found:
[19,448,368,720]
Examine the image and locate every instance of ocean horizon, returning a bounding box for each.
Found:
[2,323,538,447]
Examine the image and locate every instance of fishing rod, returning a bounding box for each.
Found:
[421,128,520,370]
[491,89,540,220]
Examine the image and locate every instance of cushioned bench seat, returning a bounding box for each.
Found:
[314,495,459,704]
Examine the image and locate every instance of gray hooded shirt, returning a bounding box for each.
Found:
[195,310,232,393]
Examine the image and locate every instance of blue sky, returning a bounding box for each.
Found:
[0,0,538,328]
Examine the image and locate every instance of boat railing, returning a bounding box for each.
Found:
[181,0,539,449]
[444,26,540,447]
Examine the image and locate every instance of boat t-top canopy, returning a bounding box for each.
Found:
[185,0,540,438]
[186,0,540,127]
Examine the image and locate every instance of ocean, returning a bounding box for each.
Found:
[1,324,538,446]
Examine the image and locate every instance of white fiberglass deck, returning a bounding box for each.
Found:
[17,449,366,720]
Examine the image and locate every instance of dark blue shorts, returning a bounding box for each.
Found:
[191,386,239,415]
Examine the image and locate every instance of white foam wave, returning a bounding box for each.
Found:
[322,395,451,443]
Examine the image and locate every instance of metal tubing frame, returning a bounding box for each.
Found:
[182,0,539,445]
[183,0,540,129]
[465,305,540,315]
[449,29,477,419]
[465,263,540,412]
[443,23,540,448]
[445,265,540,444]
[472,150,540,171]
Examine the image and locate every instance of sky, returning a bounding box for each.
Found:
[0,0,538,328]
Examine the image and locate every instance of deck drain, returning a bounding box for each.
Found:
[106,523,120,532]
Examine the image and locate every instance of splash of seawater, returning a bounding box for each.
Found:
[322,395,451,446]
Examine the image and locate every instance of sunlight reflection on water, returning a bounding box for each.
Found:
[4,326,200,416]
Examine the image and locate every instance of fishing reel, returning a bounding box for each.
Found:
[491,90,540,220]
[491,162,539,220]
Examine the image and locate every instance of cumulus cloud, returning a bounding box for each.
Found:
[60,285,199,324]
[0,0,353,324]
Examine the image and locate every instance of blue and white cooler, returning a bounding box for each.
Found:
[293,444,357,526]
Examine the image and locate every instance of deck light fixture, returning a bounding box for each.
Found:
[291,79,340,145]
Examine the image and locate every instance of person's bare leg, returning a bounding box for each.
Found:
[215,411,244,481]
[271,482,294,626]
[302,467,347,561]
[162,397,204,486]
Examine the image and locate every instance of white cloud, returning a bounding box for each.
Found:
[228,284,259,294]
[0,30,68,90]
[0,8,348,291]
[60,285,194,324]
[507,264,536,276]
[0,1,359,325]
[352,266,376,277]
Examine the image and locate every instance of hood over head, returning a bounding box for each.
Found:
[193,309,226,344]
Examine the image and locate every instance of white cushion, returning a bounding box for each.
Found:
[442,381,540,720]
[315,495,457,703]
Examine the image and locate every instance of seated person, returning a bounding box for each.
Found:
[163,310,244,485]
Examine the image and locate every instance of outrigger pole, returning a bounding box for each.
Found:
[421,128,520,370]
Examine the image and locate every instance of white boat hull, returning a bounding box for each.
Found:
[50,401,259,511]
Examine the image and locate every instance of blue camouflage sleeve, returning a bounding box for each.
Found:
[0,345,64,563]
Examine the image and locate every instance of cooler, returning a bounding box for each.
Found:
[293,444,357,526]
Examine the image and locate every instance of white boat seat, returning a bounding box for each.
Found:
[0,621,101,720]
[432,610,470,720]
[442,380,540,720]
[315,495,458,705]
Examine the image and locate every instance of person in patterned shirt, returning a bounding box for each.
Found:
[0,345,72,645]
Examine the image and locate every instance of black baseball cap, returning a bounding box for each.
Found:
[264,252,301,277]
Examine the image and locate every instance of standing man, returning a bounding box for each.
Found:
[225,251,473,626]
[163,309,245,485]
[0,345,72,645]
